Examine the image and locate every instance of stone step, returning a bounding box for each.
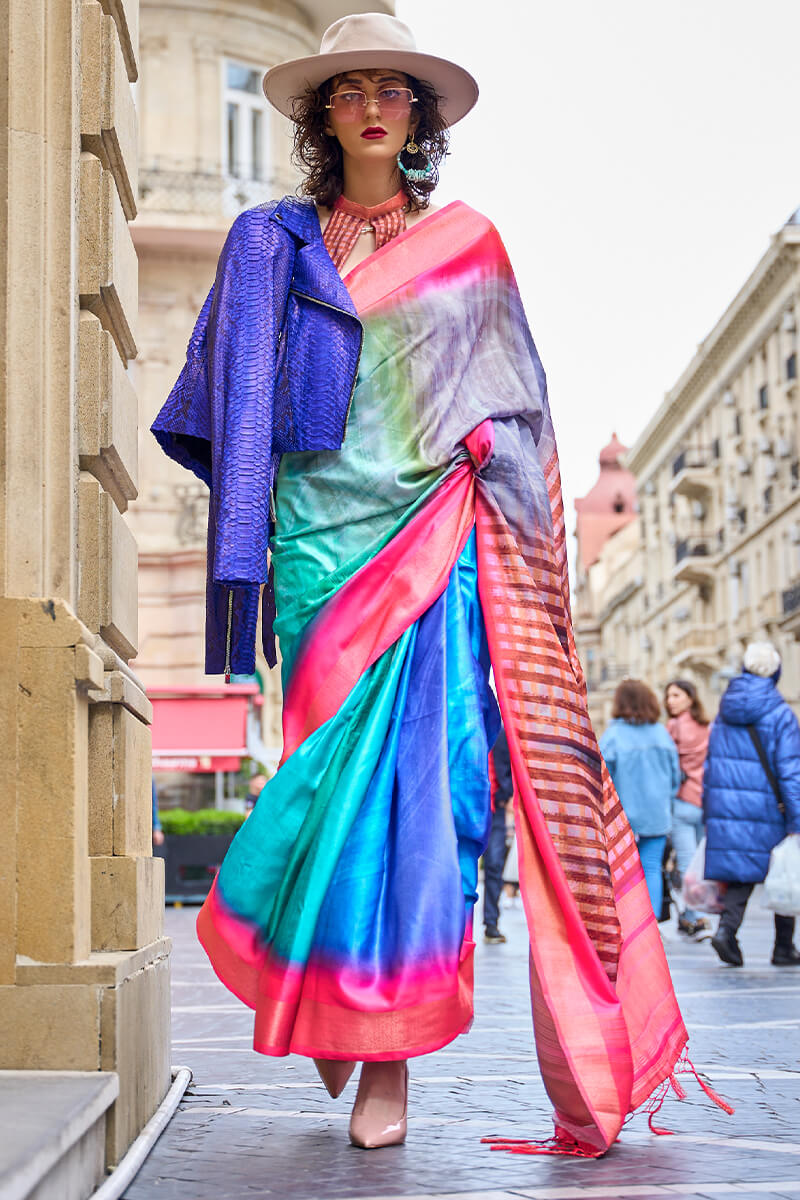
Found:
[0,1071,118,1200]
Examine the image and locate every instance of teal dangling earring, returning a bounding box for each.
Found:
[397,138,434,182]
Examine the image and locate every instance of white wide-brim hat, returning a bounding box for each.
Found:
[263,13,479,128]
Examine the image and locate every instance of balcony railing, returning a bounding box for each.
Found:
[675,534,712,563]
[139,160,281,218]
[672,625,718,660]
[673,533,716,585]
[670,448,717,499]
[672,448,710,476]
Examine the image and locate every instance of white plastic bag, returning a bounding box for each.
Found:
[681,836,726,913]
[763,834,800,916]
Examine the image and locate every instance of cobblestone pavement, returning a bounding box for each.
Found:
[124,896,800,1200]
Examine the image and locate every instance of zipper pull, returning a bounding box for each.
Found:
[224,588,233,684]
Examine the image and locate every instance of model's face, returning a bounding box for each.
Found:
[665,685,693,717]
[324,69,417,165]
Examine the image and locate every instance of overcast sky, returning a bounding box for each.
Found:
[396,0,800,537]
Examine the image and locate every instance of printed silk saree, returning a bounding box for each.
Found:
[197,201,689,1155]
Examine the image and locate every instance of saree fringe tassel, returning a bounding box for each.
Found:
[483,1053,735,1155]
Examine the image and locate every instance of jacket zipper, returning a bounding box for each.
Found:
[288,287,364,425]
[224,588,233,683]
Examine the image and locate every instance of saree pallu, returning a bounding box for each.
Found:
[197,201,688,1155]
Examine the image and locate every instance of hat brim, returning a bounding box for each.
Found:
[263,49,479,128]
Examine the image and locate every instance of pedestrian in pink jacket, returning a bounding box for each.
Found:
[665,680,711,939]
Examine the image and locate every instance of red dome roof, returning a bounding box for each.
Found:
[574,433,637,569]
[598,432,628,466]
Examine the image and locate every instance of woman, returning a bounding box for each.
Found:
[704,642,800,968]
[600,681,681,919]
[152,13,690,1156]
[664,679,711,939]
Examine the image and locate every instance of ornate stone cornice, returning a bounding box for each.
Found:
[628,227,800,477]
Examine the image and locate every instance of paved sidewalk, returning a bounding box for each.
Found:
[124,897,800,1200]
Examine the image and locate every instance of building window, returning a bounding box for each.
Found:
[740,560,750,609]
[792,461,800,490]
[712,437,721,459]
[763,486,773,514]
[788,353,797,381]
[733,412,741,437]
[758,384,769,410]
[224,61,269,182]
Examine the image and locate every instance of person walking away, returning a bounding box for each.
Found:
[483,729,511,943]
[665,680,711,940]
[704,642,800,968]
[600,680,681,919]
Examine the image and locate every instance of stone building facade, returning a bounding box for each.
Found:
[129,0,393,799]
[578,208,800,725]
[0,0,170,1188]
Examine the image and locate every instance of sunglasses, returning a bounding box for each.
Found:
[325,87,417,123]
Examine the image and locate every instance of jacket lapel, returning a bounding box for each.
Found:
[272,197,358,318]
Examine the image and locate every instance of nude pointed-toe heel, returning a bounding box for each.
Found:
[349,1061,408,1149]
[314,1058,357,1099]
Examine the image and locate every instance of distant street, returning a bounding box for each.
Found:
[124,898,800,1200]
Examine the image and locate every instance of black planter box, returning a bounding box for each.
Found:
[155,832,237,903]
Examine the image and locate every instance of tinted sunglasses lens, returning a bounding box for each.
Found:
[378,89,412,119]
[330,92,366,121]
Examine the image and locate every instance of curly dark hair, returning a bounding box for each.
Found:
[612,679,661,726]
[291,69,449,212]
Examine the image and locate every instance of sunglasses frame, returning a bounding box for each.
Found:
[325,87,419,119]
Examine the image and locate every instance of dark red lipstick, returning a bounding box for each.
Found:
[361,126,387,139]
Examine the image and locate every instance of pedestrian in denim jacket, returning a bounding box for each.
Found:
[600,680,681,918]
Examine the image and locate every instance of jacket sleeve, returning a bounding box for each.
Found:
[774,704,800,832]
[151,207,288,587]
[208,209,289,587]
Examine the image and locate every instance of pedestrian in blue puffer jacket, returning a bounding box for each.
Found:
[704,642,800,968]
[600,680,681,919]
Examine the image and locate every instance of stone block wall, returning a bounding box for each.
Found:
[0,0,171,1169]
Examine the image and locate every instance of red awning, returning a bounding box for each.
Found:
[150,684,258,773]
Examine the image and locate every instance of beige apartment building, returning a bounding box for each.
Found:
[578,207,800,724]
[1,0,171,1194]
[130,0,393,805]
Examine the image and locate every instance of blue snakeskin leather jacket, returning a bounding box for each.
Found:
[151,197,363,676]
